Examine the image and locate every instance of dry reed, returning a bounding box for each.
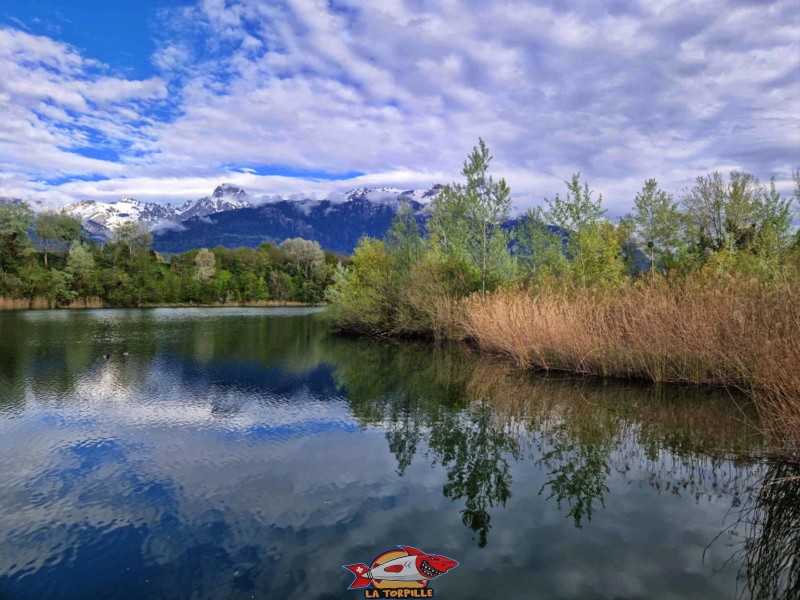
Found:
[0,296,105,310]
[460,277,800,450]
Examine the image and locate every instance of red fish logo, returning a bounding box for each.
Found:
[343,545,458,597]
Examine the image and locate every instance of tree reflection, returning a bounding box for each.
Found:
[333,341,772,549]
[330,341,520,547]
[536,422,611,528]
[4,309,790,569]
[430,401,519,547]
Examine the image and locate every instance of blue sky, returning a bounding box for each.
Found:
[0,0,798,214]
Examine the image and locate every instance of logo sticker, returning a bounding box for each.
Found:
[343,545,459,598]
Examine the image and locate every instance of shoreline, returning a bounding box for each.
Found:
[329,282,800,456]
[0,298,321,311]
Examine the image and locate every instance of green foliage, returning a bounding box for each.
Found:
[429,138,515,295]
[546,173,606,232]
[34,211,82,266]
[517,207,570,280]
[112,221,152,258]
[518,174,625,289]
[623,179,683,273]
[683,170,760,255]
[1,212,332,307]
[280,238,325,280]
[66,241,97,296]
[194,248,216,282]
[385,202,424,275]
[324,238,393,332]
[0,202,34,272]
[681,171,797,280]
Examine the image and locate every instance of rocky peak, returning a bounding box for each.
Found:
[213,184,247,199]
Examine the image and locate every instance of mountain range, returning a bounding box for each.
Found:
[53,183,444,254]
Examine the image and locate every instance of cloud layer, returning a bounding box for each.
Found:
[1,0,798,214]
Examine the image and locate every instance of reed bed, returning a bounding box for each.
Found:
[66,297,104,309]
[460,278,800,450]
[0,297,33,310]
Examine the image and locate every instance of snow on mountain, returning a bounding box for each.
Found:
[57,183,443,243]
[330,185,442,209]
[176,184,251,221]
[62,198,177,229]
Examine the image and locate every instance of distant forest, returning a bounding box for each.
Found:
[0,209,341,307]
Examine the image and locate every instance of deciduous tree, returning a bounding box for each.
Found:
[623,179,682,273]
[0,202,34,272]
[429,139,514,295]
[34,211,82,266]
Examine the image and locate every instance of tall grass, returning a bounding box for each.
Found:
[0,296,105,309]
[0,297,33,310]
[460,277,800,451]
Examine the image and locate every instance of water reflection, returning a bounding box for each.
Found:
[726,460,800,599]
[0,308,793,599]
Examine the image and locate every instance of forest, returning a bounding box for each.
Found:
[0,210,338,307]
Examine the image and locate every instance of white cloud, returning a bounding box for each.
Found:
[1,0,798,214]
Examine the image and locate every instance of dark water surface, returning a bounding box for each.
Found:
[0,308,796,600]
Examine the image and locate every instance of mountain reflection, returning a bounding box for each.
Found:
[0,308,796,599]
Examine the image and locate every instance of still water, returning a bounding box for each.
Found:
[0,308,796,599]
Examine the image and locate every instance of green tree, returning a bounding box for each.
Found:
[214,269,235,302]
[752,177,793,257]
[112,221,152,258]
[385,202,424,275]
[280,238,325,280]
[324,238,393,332]
[539,174,625,288]
[46,269,75,305]
[65,240,96,295]
[0,202,34,272]
[517,207,569,281]
[623,179,683,274]
[34,211,82,266]
[194,248,216,282]
[429,139,515,295]
[682,170,761,255]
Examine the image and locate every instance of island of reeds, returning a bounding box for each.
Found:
[324,140,800,451]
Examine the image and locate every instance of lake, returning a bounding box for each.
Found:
[0,308,796,599]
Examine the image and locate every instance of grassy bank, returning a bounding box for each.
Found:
[0,296,317,310]
[459,279,799,450]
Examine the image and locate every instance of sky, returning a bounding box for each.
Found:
[0,0,798,216]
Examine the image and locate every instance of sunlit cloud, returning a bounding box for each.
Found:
[0,0,797,216]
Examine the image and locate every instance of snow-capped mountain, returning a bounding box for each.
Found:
[63,198,177,229]
[152,184,444,254]
[54,183,444,251]
[176,184,251,221]
[339,185,444,207]
[61,184,253,238]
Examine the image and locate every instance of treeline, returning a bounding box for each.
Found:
[328,139,800,335]
[327,140,800,448]
[0,206,339,307]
